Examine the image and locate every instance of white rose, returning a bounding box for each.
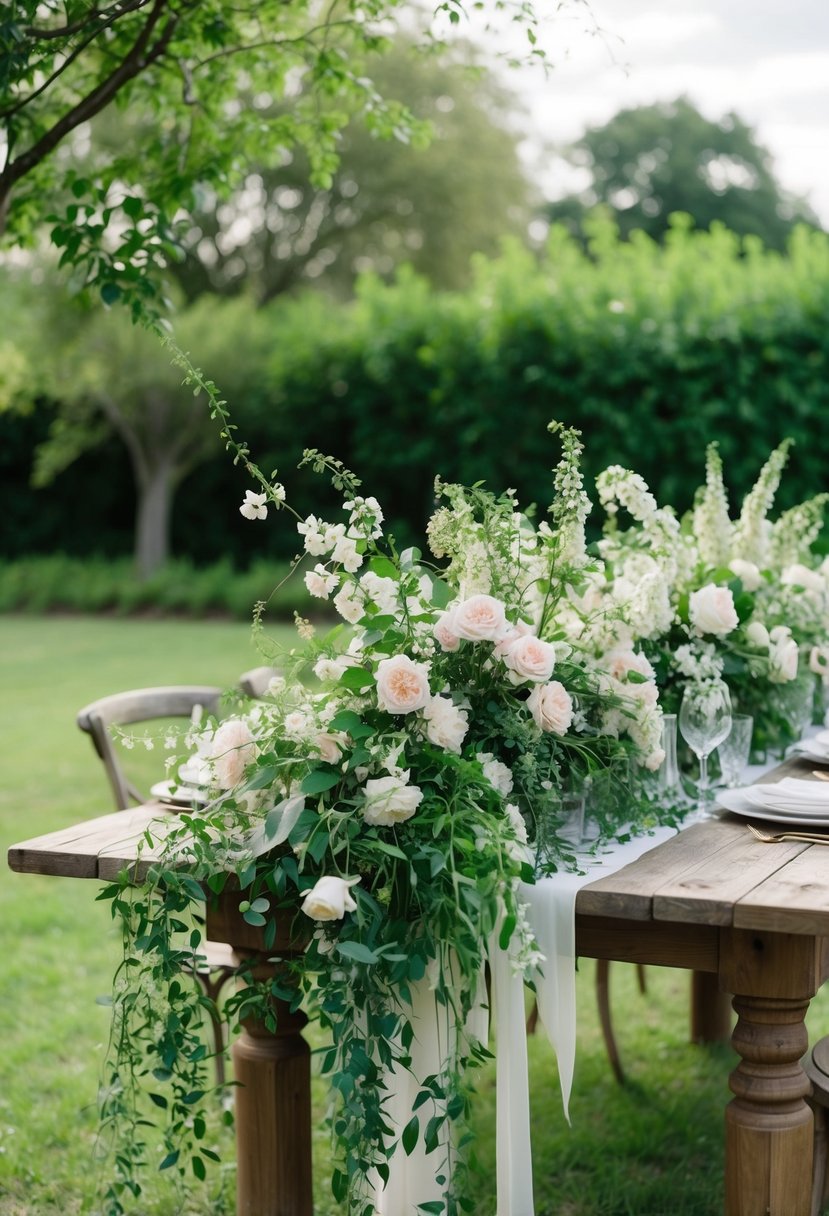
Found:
[375,654,431,714]
[768,637,792,685]
[503,635,556,684]
[479,752,514,797]
[689,584,739,636]
[210,719,257,789]
[315,731,348,763]
[422,696,469,754]
[745,620,770,648]
[451,594,508,642]
[781,563,825,594]
[301,875,359,921]
[728,559,762,592]
[433,611,460,653]
[362,775,424,826]
[527,681,574,735]
[313,655,350,682]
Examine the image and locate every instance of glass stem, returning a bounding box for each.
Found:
[697,753,709,815]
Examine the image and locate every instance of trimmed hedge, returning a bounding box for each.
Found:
[0,555,312,620]
[4,213,829,568]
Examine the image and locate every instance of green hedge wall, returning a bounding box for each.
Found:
[4,213,829,565]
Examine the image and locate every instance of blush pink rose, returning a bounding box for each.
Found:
[451,594,508,642]
[211,719,257,788]
[503,635,556,683]
[375,654,431,714]
[527,681,574,735]
[433,611,460,652]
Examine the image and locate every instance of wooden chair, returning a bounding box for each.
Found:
[76,685,238,1088]
[239,665,281,698]
[803,1036,829,1215]
[526,961,647,1084]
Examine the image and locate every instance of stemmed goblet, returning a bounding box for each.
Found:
[679,680,732,821]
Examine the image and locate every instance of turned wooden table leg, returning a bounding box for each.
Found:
[233,988,312,1216]
[691,970,733,1044]
[726,993,812,1216]
[207,894,313,1216]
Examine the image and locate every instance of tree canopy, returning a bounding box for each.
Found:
[0,0,547,315]
[546,96,820,249]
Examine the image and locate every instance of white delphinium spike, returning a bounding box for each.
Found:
[768,493,829,566]
[692,443,732,568]
[731,439,792,567]
[548,421,591,565]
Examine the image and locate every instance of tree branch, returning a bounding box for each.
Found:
[0,1,154,122]
[0,0,179,201]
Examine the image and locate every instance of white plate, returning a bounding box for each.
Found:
[716,786,829,828]
[150,779,209,807]
[791,745,829,765]
[743,781,829,815]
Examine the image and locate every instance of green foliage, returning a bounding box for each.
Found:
[0,555,311,619]
[547,97,819,249]
[6,217,829,568]
[0,0,546,315]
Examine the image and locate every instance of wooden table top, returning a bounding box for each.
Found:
[9,757,829,938]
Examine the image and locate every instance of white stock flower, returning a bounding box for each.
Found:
[210,719,257,788]
[728,559,762,592]
[478,752,514,797]
[362,775,424,826]
[689,584,739,637]
[527,681,574,735]
[301,875,360,921]
[770,632,799,683]
[375,654,431,714]
[360,572,398,614]
[331,532,363,574]
[451,594,508,642]
[781,563,824,594]
[333,581,364,624]
[422,696,469,753]
[502,634,556,684]
[239,490,268,521]
[305,564,338,600]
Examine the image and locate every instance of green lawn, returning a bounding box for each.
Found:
[1,614,827,1216]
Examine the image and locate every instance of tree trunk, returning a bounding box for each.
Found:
[135,458,175,580]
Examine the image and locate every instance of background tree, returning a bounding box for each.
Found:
[170,42,536,302]
[546,97,819,248]
[29,291,273,576]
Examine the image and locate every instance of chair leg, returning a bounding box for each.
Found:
[526,997,539,1035]
[596,959,626,1085]
[192,966,236,1089]
[812,1102,829,1216]
[636,963,647,995]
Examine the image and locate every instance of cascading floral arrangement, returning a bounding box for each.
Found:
[97,422,669,1216]
[594,439,829,753]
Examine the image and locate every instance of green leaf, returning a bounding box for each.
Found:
[159,1150,180,1171]
[429,578,452,609]
[100,283,121,306]
[122,195,143,219]
[191,1155,206,1181]
[301,768,340,795]
[402,1115,419,1156]
[335,940,379,964]
[499,914,517,951]
[328,709,363,733]
[339,666,374,693]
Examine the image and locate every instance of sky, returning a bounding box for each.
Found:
[511,0,829,223]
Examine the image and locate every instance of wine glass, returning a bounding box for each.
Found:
[679,681,732,821]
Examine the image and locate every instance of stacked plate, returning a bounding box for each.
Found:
[150,758,211,808]
[791,729,829,765]
[718,777,829,827]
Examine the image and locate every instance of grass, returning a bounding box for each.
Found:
[1,613,828,1216]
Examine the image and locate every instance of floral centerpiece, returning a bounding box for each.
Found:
[595,440,829,756]
[97,424,669,1216]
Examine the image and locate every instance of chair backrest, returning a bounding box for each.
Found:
[238,666,281,698]
[77,685,223,810]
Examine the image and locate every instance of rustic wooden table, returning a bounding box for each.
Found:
[9,756,829,1216]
